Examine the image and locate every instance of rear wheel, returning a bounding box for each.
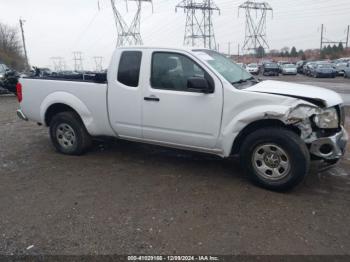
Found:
[240,127,310,191]
[49,112,92,155]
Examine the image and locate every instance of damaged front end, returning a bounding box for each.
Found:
[282,103,348,167]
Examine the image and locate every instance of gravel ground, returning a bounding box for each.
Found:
[0,90,350,255]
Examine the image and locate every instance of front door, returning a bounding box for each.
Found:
[142,51,223,149]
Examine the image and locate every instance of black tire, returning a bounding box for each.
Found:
[239,127,310,191]
[49,111,92,155]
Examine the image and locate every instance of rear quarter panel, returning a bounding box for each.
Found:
[19,78,115,136]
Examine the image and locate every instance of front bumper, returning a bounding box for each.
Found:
[283,71,297,75]
[316,72,336,77]
[310,127,348,160]
[16,109,28,121]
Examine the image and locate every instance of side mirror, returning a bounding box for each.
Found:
[187,76,213,94]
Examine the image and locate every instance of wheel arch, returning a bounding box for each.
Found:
[45,103,82,126]
[230,119,301,155]
[40,92,95,134]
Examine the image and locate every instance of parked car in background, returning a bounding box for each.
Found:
[310,63,337,78]
[0,63,9,79]
[262,62,279,76]
[246,63,259,75]
[0,63,20,95]
[303,62,317,76]
[334,62,348,76]
[277,61,289,73]
[281,64,297,75]
[236,63,246,69]
[296,60,307,74]
[344,63,350,78]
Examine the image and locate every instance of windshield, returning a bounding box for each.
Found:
[0,64,6,74]
[193,50,253,87]
[265,63,278,68]
[283,64,296,68]
[248,63,258,67]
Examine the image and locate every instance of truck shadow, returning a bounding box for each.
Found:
[86,137,350,195]
[89,137,246,180]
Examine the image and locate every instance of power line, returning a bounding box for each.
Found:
[320,24,350,49]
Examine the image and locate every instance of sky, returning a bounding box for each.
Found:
[1,0,349,70]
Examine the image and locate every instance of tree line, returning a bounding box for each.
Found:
[0,22,26,71]
[256,43,347,60]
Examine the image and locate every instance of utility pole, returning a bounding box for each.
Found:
[320,24,324,51]
[110,0,153,47]
[346,25,350,49]
[238,1,273,55]
[19,18,29,70]
[176,0,220,50]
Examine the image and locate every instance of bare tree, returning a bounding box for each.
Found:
[0,22,26,70]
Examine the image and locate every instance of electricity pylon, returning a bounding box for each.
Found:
[238,0,273,54]
[73,52,84,72]
[93,56,104,72]
[176,0,220,50]
[51,57,66,72]
[110,0,152,46]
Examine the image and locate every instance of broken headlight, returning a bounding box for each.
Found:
[313,107,339,129]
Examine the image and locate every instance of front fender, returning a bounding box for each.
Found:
[40,92,97,134]
[221,104,292,156]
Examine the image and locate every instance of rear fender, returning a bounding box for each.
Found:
[40,92,97,135]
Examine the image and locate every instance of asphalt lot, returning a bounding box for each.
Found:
[1,76,350,255]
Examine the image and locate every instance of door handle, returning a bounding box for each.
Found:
[144,96,160,102]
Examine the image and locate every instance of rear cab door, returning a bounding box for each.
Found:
[107,49,144,139]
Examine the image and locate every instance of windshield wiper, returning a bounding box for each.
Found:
[232,77,258,85]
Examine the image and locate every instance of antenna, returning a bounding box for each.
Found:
[110,0,152,46]
[238,1,273,55]
[176,0,220,50]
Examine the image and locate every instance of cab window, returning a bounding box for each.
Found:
[117,51,142,87]
[151,52,212,92]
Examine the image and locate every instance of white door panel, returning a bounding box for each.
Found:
[142,51,223,149]
[108,50,143,138]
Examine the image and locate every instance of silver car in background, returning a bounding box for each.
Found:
[246,63,259,75]
[281,64,297,75]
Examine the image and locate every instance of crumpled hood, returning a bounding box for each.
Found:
[245,80,343,108]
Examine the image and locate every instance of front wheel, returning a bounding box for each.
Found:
[49,111,92,155]
[240,128,310,191]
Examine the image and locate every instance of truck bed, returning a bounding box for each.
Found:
[19,77,115,137]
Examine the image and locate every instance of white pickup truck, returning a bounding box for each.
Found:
[16,47,348,191]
